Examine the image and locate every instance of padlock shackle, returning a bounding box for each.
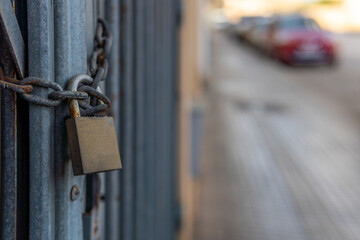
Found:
[68,74,93,118]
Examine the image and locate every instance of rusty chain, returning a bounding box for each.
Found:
[0,18,112,116]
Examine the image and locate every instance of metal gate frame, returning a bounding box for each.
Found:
[0,0,180,239]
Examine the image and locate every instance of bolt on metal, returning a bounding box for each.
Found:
[70,184,80,201]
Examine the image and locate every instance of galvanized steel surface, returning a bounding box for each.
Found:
[120,0,135,239]
[104,0,121,238]
[0,19,113,117]
[53,0,87,239]
[0,71,18,240]
[27,0,55,239]
[0,0,179,239]
[134,0,147,237]
[144,1,156,239]
[0,74,94,107]
[0,1,28,239]
[0,0,25,78]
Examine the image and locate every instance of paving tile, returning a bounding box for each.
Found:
[194,32,360,240]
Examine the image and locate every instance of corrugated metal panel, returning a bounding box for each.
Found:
[105,0,121,239]
[0,0,180,239]
[53,1,87,239]
[134,0,147,239]
[144,0,156,239]
[120,0,135,239]
[27,0,55,239]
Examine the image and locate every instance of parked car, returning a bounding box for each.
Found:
[268,15,337,65]
[246,17,273,51]
[232,16,263,40]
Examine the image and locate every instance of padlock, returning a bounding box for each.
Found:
[66,74,122,176]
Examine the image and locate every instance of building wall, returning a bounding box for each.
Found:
[178,0,202,239]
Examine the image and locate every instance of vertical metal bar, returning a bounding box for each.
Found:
[83,1,102,239]
[105,0,121,239]
[96,3,107,240]
[0,2,20,239]
[159,1,174,238]
[27,0,55,239]
[162,1,172,238]
[166,1,178,238]
[15,1,30,239]
[134,0,146,239]
[154,1,165,238]
[165,0,173,238]
[0,1,29,239]
[53,1,87,239]
[0,73,17,240]
[0,0,25,79]
[156,1,176,238]
[120,0,135,239]
[168,1,178,238]
[144,0,155,239]
[170,0,181,234]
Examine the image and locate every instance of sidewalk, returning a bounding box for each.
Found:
[194,32,360,240]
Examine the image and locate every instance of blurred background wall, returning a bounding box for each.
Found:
[178,0,198,239]
[178,0,210,239]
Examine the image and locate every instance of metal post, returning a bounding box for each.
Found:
[0,71,17,240]
[27,0,55,239]
[134,0,147,239]
[105,0,121,239]
[15,2,30,239]
[160,2,179,238]
[120,0,135,239]
[163,0,174,238]
[154,1,177,238]
[144,0,156,239]
[0,1,25,238]
[53,1,87,239]
[166,1,178,238]
[170,0,181,234]
[154,1,162,238]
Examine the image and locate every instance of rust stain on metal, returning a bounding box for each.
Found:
[12,96,16,137]
[4,76,22,84]
[93,219,99,236]
[0,67,33,93]
[69,99,81,118]
[0,80,33,93]
[121,4,127,14]
[98,52,105,62]
[21,78,40,85]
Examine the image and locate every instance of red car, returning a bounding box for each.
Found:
[269,15,337,65]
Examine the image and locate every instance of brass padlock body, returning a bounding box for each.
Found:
[66,116,122,175]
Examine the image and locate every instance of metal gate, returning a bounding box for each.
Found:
[0,0,180,239]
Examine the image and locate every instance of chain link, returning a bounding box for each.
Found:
[0,18,113,116]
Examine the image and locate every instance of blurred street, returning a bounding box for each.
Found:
[195,31,360,240]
